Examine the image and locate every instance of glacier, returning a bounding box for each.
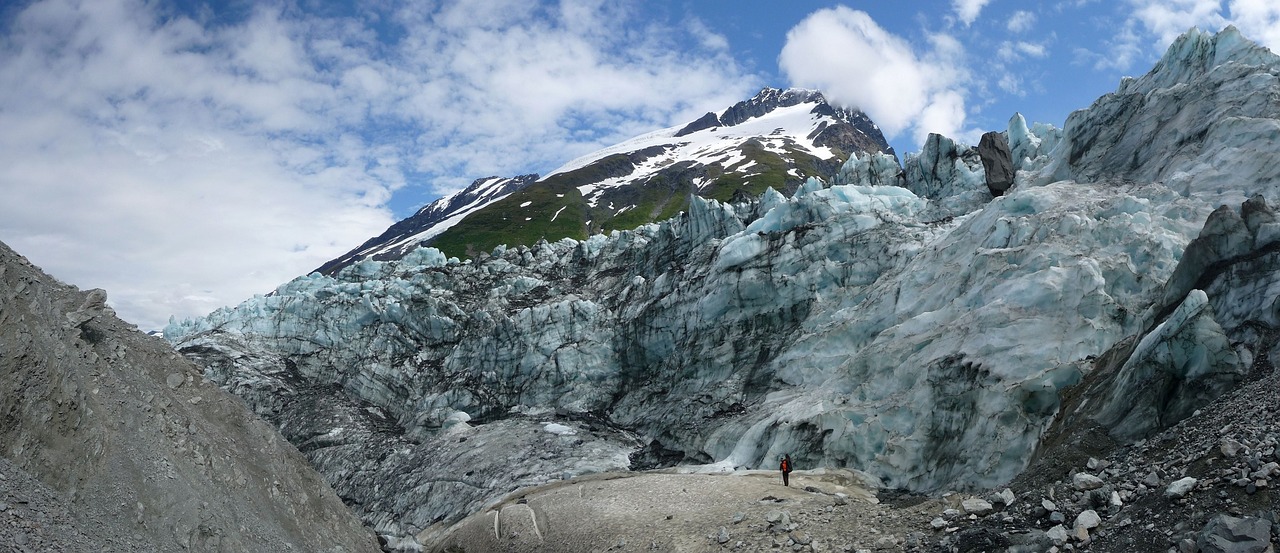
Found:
[165,26,1280,545]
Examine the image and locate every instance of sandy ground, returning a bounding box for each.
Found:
[424,468,936,552]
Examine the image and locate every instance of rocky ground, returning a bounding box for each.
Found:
[0,457,129,552]
[929,350,1280,553]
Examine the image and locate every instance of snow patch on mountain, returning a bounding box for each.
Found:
[389,178,514,245]
[316,175,536,274]
[546,89,861,207]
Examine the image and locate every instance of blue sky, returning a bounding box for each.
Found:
[1,0,1278,330]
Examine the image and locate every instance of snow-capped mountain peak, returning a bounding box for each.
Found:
[546,86,888,182]
[317,87,894,272]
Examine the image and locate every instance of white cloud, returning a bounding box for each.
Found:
[384,1,758,189]
[1130,0,1228,46]
[1081,20,1148,71]
[685,16,731,51]
[779,7,976,146]
[1094,0,1280,72]
[1228,0,1280,51]
[997,73,1025,95]
[998,40,1050,61]
[918,90,971,142]
[1007,11,1037,33]
[953,0,993,26]
[1020,42,1049,57]
[0,0,759,329]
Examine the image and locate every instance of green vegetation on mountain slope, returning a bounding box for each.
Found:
[429,142,843,258]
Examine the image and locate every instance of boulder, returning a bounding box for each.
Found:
[1075,510,1101,531]
[1143,472,1162,488]
[978,131,1015,196]
[1197,514,1272,553]
[962,498,995,516]
[991,488,1016,507]
[1222,438,1245,457]
[1046,525,1070,545]
[1166,477,1198,499]
[1073,472,1105,490]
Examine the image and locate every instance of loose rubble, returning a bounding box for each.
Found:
[900,351,1280,553]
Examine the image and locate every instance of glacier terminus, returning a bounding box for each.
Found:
[163,26,1280,548]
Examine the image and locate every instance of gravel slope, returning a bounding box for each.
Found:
[0,240,380,552]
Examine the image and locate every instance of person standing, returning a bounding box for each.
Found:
[780,454,793,486]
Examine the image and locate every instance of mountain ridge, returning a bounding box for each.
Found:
[317,86,894,273]
[314,174,538,275]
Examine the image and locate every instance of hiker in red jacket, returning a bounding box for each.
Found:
[780,454,793,486]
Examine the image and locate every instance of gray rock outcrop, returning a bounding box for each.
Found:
[977,131,1015,196]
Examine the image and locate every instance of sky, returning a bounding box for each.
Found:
[2,0,1278,331]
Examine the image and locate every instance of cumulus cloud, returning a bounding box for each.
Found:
[953,0,993,26]
[0,0,394,329]
[1130,0,1228,46]
[0,0,759,329]
[1094,0,1280,72]
[1226,0,1280,50]
[1007,11,1037,33]
[997,73,1025,95]
[1081,21,1148,71]
[389,1,756,188]
[998,40,1050,61]
[779,7,977,146]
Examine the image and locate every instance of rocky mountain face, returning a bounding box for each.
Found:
[316,174,538,275]
[0,240,380,551]
[164,26,1280,550]
[676,87,889,157]
[322,87,894,267]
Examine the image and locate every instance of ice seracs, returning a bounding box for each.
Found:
[1038,25,1280,206]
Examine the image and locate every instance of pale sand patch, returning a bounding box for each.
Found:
[423,468,895,552]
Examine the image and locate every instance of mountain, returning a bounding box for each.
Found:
[163,26,1280,551]
[318,87,894,272]
[0,240,379,552]
[314,174,538,275]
